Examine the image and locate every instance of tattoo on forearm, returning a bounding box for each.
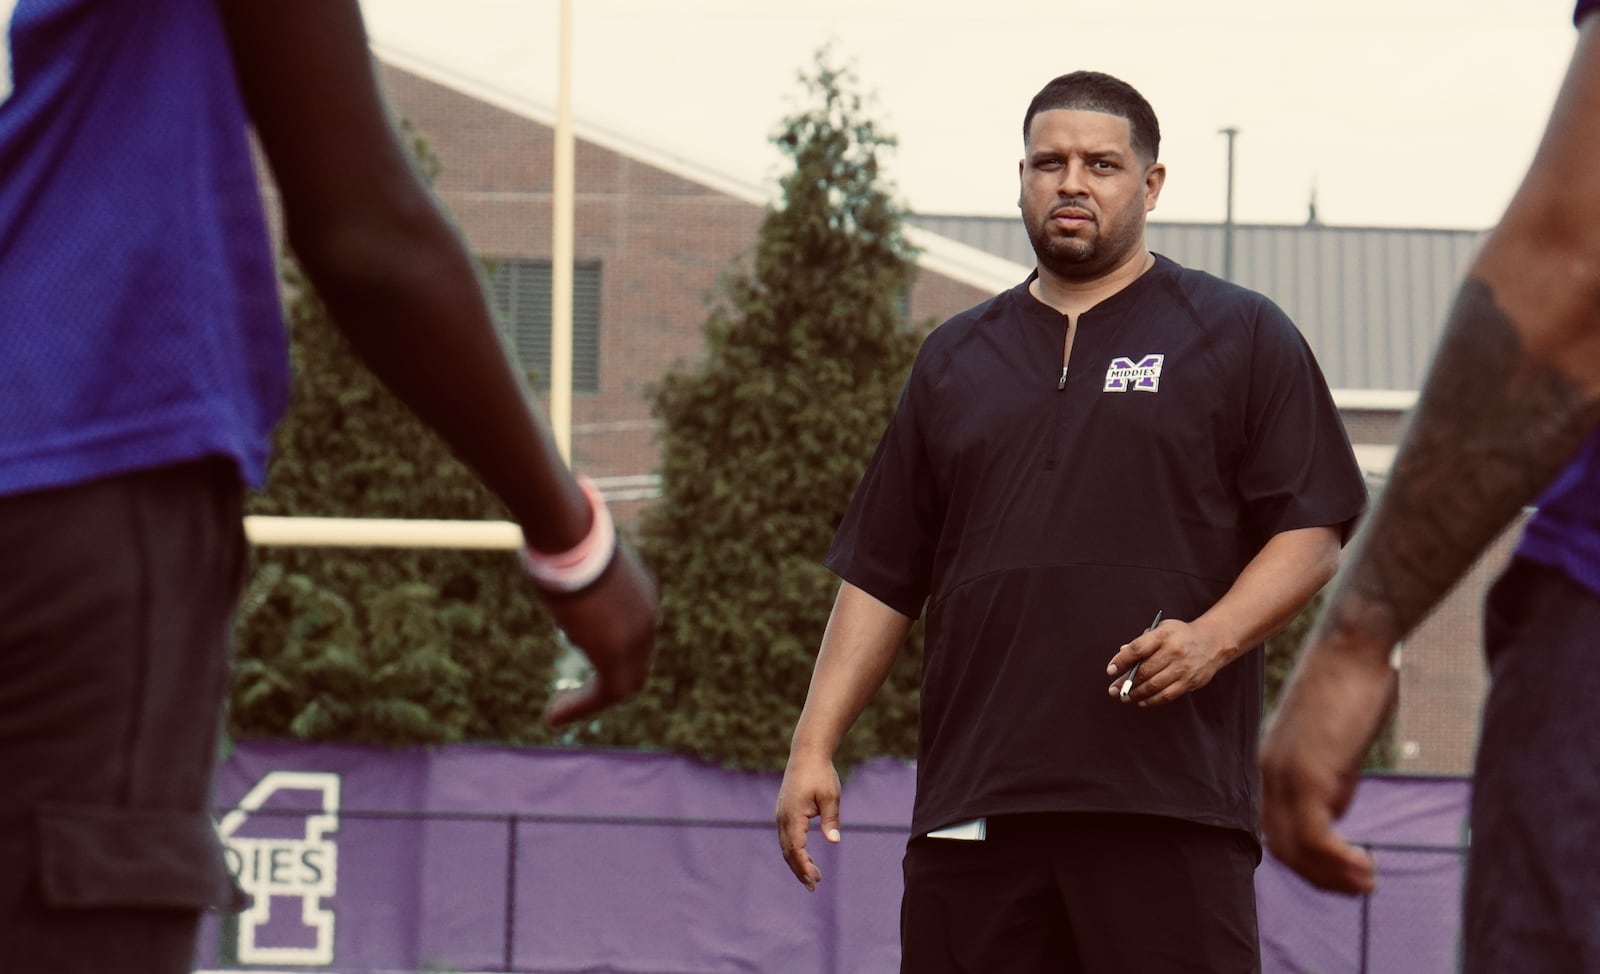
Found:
[1323,276,1600,647]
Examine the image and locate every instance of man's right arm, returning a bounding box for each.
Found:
[776,581,913,891]
[215,0,656,726]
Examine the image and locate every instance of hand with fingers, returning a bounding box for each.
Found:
[1259,636,1399,894]
[1104,616,1231,706]
[538,539,659,728]
[775,752,843,892]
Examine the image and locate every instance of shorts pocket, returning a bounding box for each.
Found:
[36,802,246,912]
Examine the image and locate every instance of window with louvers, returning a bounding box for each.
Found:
[486,259,601,394]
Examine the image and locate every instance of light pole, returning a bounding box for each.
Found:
[1219,126,1239,281]
[551,0,575,464]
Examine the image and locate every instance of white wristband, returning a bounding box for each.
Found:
[521,475,616,593]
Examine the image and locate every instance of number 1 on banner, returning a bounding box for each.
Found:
[0,0,18,107]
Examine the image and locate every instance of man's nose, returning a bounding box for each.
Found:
[1056,160,1090,196]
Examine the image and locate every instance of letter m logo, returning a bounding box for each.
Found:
[1103,354,1165,393]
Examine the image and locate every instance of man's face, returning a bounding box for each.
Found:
[1018,109,1165,281]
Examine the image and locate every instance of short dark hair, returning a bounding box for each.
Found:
[1023,71,1161,162]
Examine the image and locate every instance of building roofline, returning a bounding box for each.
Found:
[372,44,1031,296]
[373,43,774,205]
[903,227,1031,294]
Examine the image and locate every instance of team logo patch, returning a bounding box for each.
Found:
[1103,354,1164,393]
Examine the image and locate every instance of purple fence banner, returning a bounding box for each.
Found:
[197,742,1468,973]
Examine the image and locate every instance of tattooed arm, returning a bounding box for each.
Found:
[1259,14,1600,895]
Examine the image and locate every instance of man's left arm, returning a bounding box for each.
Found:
[1105,525,1341,705]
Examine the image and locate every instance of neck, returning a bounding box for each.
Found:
[1030,248,1154,317]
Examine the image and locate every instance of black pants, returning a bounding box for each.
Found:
[900,812,1260,974]
[0,460,247,974]
[1465,559,1600,973]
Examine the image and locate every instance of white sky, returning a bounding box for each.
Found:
[360,0,1579,230]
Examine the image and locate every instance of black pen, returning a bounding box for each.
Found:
[1120,610,1163,701]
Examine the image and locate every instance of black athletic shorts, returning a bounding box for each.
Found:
[1465,558,1600,973]
[900,811,1260,974]
[0,459,248,974]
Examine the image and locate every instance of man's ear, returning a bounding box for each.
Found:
[1144,162,1167,212]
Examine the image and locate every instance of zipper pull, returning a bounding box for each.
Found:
[1057,366,1069,390]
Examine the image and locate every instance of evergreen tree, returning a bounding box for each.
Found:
[580,52,926,770]
[231,129,565,747]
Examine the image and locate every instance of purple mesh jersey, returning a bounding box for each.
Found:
[0,0,287,496]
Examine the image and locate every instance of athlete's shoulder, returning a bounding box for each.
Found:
[1152,254,1296,338]
[906,281,1028,386]
[922,280,1027,347]
[1155,255,1274,311]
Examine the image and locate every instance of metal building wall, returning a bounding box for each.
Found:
[908,215,1486,392]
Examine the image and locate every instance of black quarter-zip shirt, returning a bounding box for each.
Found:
[826,254,1367,839]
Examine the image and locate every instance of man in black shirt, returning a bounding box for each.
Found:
[776,71,1365,972]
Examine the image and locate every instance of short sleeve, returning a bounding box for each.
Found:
[823,354,944,619]
[1235,303,1368,544]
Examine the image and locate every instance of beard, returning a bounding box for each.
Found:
[1026,203,1145,281]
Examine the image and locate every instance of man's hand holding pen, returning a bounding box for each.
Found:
[1116,611,1163,702]
[1106,610,1237,706]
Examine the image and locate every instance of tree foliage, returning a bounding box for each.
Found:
[231,129,566,747]
[575,52,927,770]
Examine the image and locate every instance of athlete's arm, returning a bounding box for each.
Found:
[1261,14,1600,894]
[777,582,913,890]
[1105,525,1341,706]
[214,0,656,726]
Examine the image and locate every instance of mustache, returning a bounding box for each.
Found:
[1049,200,1096,220]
